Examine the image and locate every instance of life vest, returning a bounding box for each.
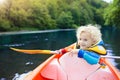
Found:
[62,40,107,55]
[76,40,107,55]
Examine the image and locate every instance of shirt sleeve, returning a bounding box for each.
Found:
[78,50,100,65]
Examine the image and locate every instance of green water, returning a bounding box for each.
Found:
[0,28,120,80]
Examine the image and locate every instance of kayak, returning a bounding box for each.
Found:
[19,44,120,80]
[21,44,120,80]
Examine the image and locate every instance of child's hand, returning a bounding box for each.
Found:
[50,50,60,54]
[68,49,79,56]
[50,49,67,54]
[51,48,70,54]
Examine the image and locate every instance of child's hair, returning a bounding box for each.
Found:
[76,24,102,44]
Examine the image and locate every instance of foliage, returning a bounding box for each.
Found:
[0,0,108,31]
[104,0,120,28]
[0,18,11,31]
[56,11,74,29]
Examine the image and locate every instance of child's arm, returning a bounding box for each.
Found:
[50,43,76,54]
[78,50,100,65]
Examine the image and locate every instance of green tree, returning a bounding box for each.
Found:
[57,12,74,29]
[46,0,59,19]
[28,0,56,29]
[0,0,12,31]
[79,0,94,25]
[0,18,11,31]
[0,0,109,31]
[87,0,108,26]
[2,0,33,29]
[104,0,120,27]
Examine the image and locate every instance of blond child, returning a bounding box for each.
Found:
[67,24,107,64]
[52,24,107,64]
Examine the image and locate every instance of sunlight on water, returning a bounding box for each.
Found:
[3,43,25,47]
[106,50,118,66]
[105,43,118,66]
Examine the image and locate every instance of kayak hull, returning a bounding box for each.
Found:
[24,53,120,80]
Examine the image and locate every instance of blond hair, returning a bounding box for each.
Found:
[76,24,102,44]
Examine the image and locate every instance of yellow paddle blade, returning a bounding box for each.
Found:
[10,47,51,54]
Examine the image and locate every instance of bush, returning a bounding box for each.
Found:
[0,19,11,31]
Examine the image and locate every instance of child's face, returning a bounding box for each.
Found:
[78,32,94,49]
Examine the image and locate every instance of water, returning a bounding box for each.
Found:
[102,27,120,68]
[0,28,120,80]
[0,29,76,80]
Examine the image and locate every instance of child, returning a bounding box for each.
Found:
[69,24,107,64]
[52,24,107,65]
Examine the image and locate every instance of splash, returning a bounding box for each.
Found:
[12,72,32,80]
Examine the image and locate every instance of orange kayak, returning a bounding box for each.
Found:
[22,54,120,80]
[21,43,120,80]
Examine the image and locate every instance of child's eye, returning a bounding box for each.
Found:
[84,39,87,41]
[79,38,81,40]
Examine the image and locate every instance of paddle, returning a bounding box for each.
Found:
[10,47,52,54]
[10,47,120,59]
[101,55,120,59]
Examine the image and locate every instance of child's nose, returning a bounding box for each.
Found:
[78,40,82,44]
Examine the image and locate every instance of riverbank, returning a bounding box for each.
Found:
[0,29,75,36]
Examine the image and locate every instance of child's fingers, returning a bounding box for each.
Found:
[68,49,79,57]
[68,50,74,57]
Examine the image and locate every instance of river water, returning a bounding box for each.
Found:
[0,28,120,80]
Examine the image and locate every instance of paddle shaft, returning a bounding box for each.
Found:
[101,55,120,59]
[10,47,120,59]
